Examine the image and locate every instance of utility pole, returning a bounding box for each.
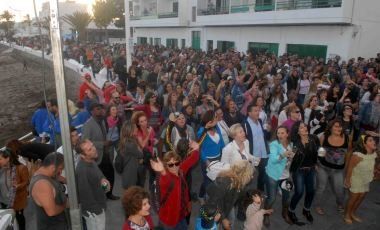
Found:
[124,0,132,69]
[49,0,82,229]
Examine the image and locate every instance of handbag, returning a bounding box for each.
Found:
[206,161,230,181]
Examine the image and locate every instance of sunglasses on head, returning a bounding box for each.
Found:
[294,110,300,113]
[167,162,180,168]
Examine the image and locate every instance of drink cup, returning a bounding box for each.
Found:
[318,147,326,157]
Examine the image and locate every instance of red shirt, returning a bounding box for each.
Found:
[158,150,199,227]
[79,83,91,101]
[122,215,154,230]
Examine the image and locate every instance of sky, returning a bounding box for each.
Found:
[0,0,96,22]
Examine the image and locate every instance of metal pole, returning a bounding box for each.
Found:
[125,0,132,69]
[49,1,82,229]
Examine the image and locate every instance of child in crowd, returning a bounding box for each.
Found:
[195,202,221,230]
[243,189,273,230]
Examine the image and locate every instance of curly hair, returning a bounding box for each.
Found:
[131,111,147,130]
[122,186,150,218]
[218,160,254,190]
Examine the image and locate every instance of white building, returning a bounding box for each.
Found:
[39,0,88,37]
[129,0,380,60]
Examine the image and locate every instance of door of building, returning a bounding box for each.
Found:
[192,31,201,50]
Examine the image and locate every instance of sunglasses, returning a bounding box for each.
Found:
[167,162,180,168]
[113,97,120,99]
[293,110,300,113]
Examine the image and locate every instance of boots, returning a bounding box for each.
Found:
[263,214,270,227]
[288,210,297,223]
[303,209,314,223]
[282,206,293,225]
[288,210,306,226]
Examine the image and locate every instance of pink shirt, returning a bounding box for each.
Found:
[135,128,155,154]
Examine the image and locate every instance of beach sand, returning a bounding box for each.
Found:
[0,44,81,147]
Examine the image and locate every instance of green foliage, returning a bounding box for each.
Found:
[92,0,117,43]
[0,10,15,38]
[110,0,125,28]
[62,11,92,43]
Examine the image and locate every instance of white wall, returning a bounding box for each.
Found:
[347,0,380,59]
[135,25,359,60]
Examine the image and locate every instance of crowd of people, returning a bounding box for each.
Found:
[1,41,380,230]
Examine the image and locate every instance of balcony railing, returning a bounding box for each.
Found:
[199,0,342,15]
[197,6,230,16]
[276,0,342,10]
[230,4,255,13]
[130,12,158,20]
[158,11,178,19]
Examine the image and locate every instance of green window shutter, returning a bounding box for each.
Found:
[248,42,279,56]
[287,44,327,59]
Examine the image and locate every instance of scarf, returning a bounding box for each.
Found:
[7,166,17,208]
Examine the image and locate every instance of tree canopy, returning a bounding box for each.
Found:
[92,0,116,43]
[0,10,15,38]
[62,11,92,43]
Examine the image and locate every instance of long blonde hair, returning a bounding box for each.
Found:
[218,160,254,190]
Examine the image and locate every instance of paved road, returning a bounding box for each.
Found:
[25,162,380,230]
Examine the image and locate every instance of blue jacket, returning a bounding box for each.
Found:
[72,110,91,132]
[197,126,225,162]
[31,108,49,135]
[243,118,270,157]
[265,140,288,180]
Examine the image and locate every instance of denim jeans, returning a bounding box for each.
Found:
[256,158,268,192]
[289,167,316,211]
[83,209,105,230]
[265,173,290,209]
[199,161,212,199]
[314,165,345,207]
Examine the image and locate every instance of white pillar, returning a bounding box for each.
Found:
[124,0,132,69]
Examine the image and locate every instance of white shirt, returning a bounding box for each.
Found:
[221,140,253,165]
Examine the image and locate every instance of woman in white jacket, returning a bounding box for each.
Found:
[221,124,256,166]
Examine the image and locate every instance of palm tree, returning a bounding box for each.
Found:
[0,10,15,38]
[93,0,116,44]
[23,14,32,35]
[62,11,92,44]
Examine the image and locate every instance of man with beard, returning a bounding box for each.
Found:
[82,103,119,200]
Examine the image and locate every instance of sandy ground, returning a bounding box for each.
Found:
[0,44,81,147]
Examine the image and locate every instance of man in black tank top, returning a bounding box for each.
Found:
[30,153,68,230]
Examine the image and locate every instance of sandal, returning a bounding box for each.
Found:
[351,215,362,223]
[337,206,344,213]
[315,207,325,215]
[344,217,353,224]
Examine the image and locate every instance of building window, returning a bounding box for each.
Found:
[154,38,161,46]
[192,7,196,22]
[217,41,235,52]
[166,39,178,48]
[137,37,147,45]
[181,39,186,48]
[207,40,213,51]
[287,44,328,60]
[248,42,279,56]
